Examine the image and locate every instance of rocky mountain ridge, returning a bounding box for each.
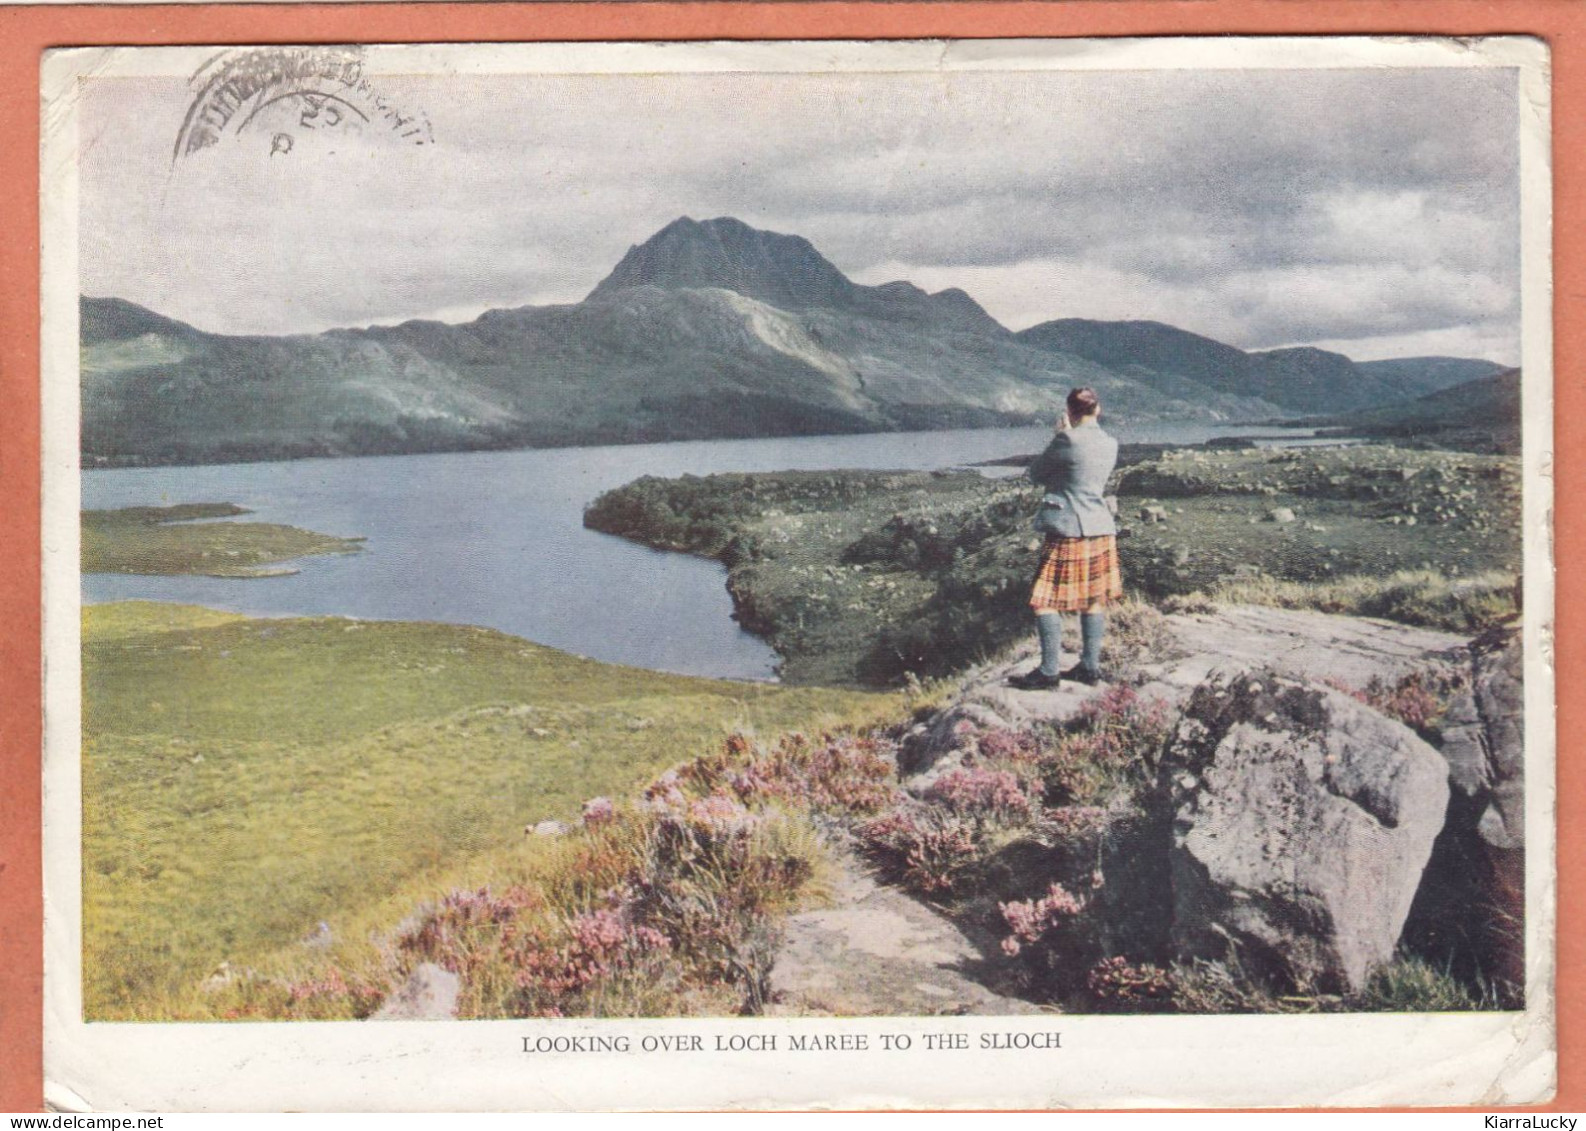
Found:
[82,216,1504,466]
[1309,368,1522,455]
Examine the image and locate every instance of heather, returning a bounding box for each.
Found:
[304,669,1487,1017]
[197,730,903,1020]
[1325,666,1470,744]
[191,686,1182,1019]
[85,440,1524,1021]
[851,677,1496,1015]
[120,619,1501,1019]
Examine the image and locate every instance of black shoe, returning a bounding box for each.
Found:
[1061,665,1106,686]
[1007,668,1063,691]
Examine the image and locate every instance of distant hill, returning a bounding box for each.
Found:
[591,216,1008,337]
[1015,319,1251,394]
[590,216,860,314]
[1246,346,1406,415]
[80,215,1506,467]
[1016,319,1439,415]
[1356,357,1511,398]
[1309,369,1521,454]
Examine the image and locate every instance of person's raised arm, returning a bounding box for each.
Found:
[1027,421,1073,489]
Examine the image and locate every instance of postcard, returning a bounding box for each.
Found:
[38,36,1555,1110]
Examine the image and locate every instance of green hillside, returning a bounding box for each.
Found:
[82,602,900,1018]
[1309,370,1522,454]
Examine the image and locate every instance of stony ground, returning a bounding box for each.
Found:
[765,604,1473,1016]
[768,857,1044,1016]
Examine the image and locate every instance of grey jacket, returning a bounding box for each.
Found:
[1027,422,1120,538]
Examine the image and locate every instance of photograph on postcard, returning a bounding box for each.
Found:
[41,37,1554,1108]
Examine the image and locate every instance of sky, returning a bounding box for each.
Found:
[77,57,1524,363]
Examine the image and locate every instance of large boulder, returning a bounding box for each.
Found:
[1441,625,1525,851]
[1414,624,1525,998]
[896,645,1111,791]
[1163,671,1450,993]
[1146,605,1467,696]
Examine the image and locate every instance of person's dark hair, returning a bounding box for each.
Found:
[1066,387,1101,419]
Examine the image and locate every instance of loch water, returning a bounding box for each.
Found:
[82,423,1310,681]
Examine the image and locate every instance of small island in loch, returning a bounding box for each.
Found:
[83,502,366,578]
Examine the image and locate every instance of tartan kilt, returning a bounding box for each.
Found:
[1029,534,1124,613]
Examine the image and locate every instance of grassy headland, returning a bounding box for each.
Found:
[585,443,1522,686]
[83,502,365,577]
[83,602,901,1019]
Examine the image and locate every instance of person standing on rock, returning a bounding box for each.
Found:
[1008,387,1123,690]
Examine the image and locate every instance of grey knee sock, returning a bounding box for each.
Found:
[1080,611,1105,673]
[1036,613,1064,676]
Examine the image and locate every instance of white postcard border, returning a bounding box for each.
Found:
[40,36,1557,1111]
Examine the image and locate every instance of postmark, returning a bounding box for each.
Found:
[173,45,432,164]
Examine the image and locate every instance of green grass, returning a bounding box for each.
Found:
[1175,569,1518,634]
[83,601,901,1019]
[1357,955,1483,1012]
[83,503,365,577]
[1165,954,1483,1014]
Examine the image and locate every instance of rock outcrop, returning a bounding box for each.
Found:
[903,605,1468,788]
[767,853,1042,1017]
[898,604,1519,1002]
[1408,624,1526,998]
[898,675,1104,793]
[1443,626,1525,851]
[1139,605,1468,696]
[1162,672,1450,993]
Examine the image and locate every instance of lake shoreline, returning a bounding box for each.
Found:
[79,423,1374,683]
[81,411,1311,471]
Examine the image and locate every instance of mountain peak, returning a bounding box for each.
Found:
[587,215,857,311]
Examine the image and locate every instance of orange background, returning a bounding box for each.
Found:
[1,1,1578,1113]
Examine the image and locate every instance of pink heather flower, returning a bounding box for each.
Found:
[644,770,681,797]
[977,728,1042,762]
[1087,956,1173,1002]
[999,882,1086,947]
[687,793,758,833]
[581,797,616,826]
[1001,937,1022,957]
[570,908,627,953]
[925,766,1033,819]
[632,925,669,951]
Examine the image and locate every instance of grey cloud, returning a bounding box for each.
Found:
[79,61,1523,359]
